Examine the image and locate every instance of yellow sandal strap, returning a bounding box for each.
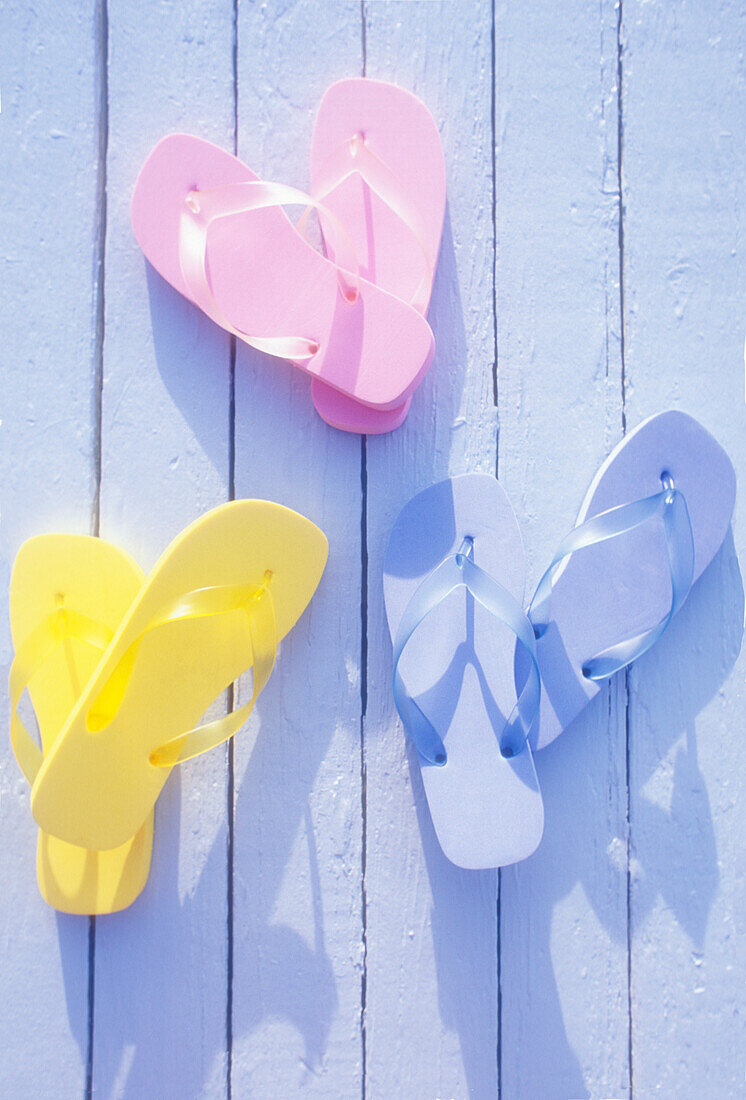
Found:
[9,608,113,785]
[86,575,277,769]
[149,581,276,766]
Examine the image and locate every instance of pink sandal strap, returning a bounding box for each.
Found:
[179,179,360,360]
[311,133,433,314]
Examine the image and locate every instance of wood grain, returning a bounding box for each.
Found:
[364,3,500,1097]
[496,2,630,1096]
[91,2,234,1096]
[0,3,101,1094]
[230,3,364,1096]
[622,3,746,1096]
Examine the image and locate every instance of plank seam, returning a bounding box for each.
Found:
[615,0,634,1095]
[360,434,369,1100]
[492,2,503,1096]
[360,10,368,1100]
[226,1,239,1096]
[91,0,108,542]
[491,0,499,423]
[87,0,109,1093]
[617,0,627,435]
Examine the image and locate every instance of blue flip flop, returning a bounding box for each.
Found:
[529,410,736,750]
[384,474,543,869]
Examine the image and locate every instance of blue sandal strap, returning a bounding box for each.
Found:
[392,539,541,766]
[529,475,694,682]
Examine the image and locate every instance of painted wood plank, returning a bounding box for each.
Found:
[363,3,500,1097]
[620,3,746,1095]
[0,3,102,1094]
[495,2,631,1097]
[91,2,235,1096]
[229,5,365,1097]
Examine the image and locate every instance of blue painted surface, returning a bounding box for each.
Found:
[1,1,744,1097]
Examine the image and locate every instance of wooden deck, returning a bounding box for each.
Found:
[1,2,744,1096]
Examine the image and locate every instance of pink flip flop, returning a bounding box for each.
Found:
[309,78,446,433]
[131,134,435,411]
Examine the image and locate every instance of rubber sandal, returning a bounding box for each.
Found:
[528,410,736,750]
[384,475,543,869]
[131,133,435,412]
[9,535,153,914]
[14,501,328,852]
[309,78,446,434]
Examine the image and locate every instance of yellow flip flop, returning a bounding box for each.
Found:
[9,534,153,914]
[12,500,328,852]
